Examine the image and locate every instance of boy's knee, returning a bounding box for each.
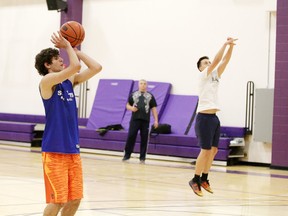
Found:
[211,147,218,154]
[70,199,81,207]
[200,149,211,157]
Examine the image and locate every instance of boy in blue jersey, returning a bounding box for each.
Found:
[35,32,102,216]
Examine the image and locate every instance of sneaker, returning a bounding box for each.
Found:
[201,180,213,194]
[189,179,203,197]
[122,156,130,162]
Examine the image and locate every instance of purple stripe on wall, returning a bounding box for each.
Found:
[59,0,83,65]
[272,0,288,168]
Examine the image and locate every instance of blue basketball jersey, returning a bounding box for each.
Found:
[41,79,80,153]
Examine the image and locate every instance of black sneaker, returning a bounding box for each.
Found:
[122,156,130,162]
[189,179,203,197]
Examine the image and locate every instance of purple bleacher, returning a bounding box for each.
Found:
[147,94,231,159]
[148,95,198,145]
[80,137,229,161]
[155,95,198,134]
[79,128,126,141]
[0,117,37,143]
[80,139,142,155]
[148,144,200,158]
[0,113,41,143]
[79,81,234,162]
[147,140,230,161]
[148,144,229,160]
[0,131,34,142]
[86,79,134,129]
[149,145,229,161]
[220,126,246,137]
[79,80,172,142]
[0,121,35,142]
[79,80,172,152]
[0,121,35,133]
[80,94,199,157]
[149,135,231,149]
[0,113,45,123]
[80,138,126,151]
[79,92,232,160]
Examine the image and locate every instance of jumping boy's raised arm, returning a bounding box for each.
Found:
[207,37,237,75]
[217,38,237,76]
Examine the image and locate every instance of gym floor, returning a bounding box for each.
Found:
[0,143,287,216]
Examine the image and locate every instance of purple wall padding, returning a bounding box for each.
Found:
[121,81,172,130]
[272,0,288,168]
[86,79,134,129]
[158,95,198,135]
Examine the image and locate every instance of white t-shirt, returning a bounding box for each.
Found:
[196,67,220,113]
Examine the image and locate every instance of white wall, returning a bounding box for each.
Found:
[0,0,277,163]
[81,0,276,127]
[0,0,60,114]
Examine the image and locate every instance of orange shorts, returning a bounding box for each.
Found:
[42,152,83,204]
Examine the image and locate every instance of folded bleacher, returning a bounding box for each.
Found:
[79,79,172,151]
[0,78,246,164]
[0,112,87,146]
[78,78,244,163]
[0,113,45,145]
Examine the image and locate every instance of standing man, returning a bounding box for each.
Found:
[35,32,102,215]
[122,79,159,163]
[189,37,237,196]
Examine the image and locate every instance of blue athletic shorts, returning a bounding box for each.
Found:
[195,113,220,150]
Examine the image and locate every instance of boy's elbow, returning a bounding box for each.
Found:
[76,63,81,71]
[67,63,81,73]
[91,64,103,74]
[97,64,103,72]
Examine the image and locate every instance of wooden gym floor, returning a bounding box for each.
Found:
[0,143,287,216]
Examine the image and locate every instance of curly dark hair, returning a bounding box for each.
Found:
[196,56,209,71]
[35,48,59,76]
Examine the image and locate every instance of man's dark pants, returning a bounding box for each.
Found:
[124,119,150,161]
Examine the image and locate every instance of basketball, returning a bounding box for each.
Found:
[60,21,85,47]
